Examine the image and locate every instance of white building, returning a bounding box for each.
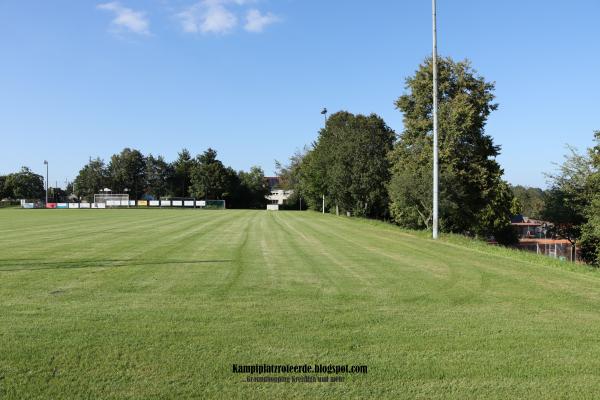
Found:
[267,189,293,205]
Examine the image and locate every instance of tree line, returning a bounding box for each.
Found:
[279,57,519,244]
[73,148,269,208]
[0,148,270,209]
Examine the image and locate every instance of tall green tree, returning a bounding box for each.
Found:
[73,158,108,202]
[275,147,309,209]
[579,131,600,264]
[478,181,521,244]
[221,166,241,206]
[297,147,328,212]
[299,111,395,218]
[388,161,433,229]
[237,166,269,209]
[190,148,236,201]
[145,154,173,200]
[344,113,396,217]
[389,57,515,243]
[275,147,308,191]
[172,148,195,197]
[108,148,146,199]
[541,145,593,251]
[0,175,7,199]
[4,167,45,200]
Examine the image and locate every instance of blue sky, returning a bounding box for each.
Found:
[1,0,599,188]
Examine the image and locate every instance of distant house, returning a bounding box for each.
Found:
[510,214,578,261]
[264,176,293,205]
[267,189,294,205]
[510,214,550,239]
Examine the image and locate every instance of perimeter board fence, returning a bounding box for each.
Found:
[21,199,226,209]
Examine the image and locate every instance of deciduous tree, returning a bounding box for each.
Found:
[389,57,515,243]
[172,149,195,197]
[108,148,146,199]
[541,145,592,251]
[73,158,108,202]
[0,175,7,199]
[4,167,45,200]
[145,154,173,200]
[579,131,600,265]
[237,166,269,209]
[190,148,235,201]
[298,111,395,218]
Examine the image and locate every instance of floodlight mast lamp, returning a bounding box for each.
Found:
[432,0,440,240]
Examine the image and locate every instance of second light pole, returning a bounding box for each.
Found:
[321,107,328,215]
[432,0,439,240]
[44,160,49,205]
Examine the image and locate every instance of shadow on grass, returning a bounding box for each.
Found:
[0,259,232,272]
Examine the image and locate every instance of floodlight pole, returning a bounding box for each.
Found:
[320,107,328,216]
[432,0,439,240]
[44,160,48,205]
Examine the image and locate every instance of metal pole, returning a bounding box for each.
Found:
[44,160,48,205]
[320,108,327,216]
[432,0,439,240]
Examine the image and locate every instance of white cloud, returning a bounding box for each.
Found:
[97,2,150,35]
[244,9,280,33]
[176,0,279,35]
[177,0,237,34]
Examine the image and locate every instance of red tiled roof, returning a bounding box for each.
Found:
[519,238,572,245]
[512,222,542,226]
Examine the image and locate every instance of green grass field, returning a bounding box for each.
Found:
[2,209,600,399]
